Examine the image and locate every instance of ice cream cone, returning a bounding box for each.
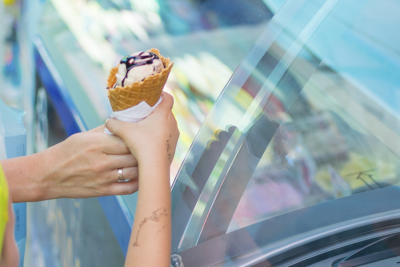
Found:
[107,48,173,112]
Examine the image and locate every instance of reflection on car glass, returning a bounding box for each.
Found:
[174,126,241,250]
[180,126,237,211]
[162,0,273,34]
[198,113,279,243]
[228,63,400,232]
[178,50,400,240]
[345,168,383,191]
[171,0,400,261]
[332,233,400,267]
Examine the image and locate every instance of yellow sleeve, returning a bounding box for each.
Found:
[0,164,9,258]
[4,0,17,6]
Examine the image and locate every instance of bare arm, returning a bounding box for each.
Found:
[2,126,139,202]
[1,152,44,202]
[106,92,179,267]
[126,156,171,265]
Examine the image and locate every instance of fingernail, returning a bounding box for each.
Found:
[105,118,110,127]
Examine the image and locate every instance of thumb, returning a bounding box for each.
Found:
[157,92,174,111]
[106,118,131,139]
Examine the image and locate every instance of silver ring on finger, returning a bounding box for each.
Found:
[118,168,124,182]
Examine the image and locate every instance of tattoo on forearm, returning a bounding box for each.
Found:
[157,224,168,235]
[132,207,168,247]
[166,134,172,161]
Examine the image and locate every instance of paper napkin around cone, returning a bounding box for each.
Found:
[104,97,162,134]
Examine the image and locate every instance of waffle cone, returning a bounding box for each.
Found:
[107,48,173,112]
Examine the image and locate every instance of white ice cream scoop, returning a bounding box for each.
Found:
[115,51,164,87]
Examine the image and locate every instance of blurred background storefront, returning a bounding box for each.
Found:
[0,0,286,265]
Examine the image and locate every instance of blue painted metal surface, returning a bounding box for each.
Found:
[33,36,86,135]
[98,196,133,255]
[33,36,132,256]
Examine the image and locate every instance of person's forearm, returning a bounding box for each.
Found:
[1,144,67,202]
[2,130,140,202]
[1,153,47,202]
[125,156,171,266]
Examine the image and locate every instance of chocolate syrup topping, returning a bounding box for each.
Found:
[120,52,160,87]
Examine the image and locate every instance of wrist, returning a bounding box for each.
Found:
[138,155,170,170]
[30,151,53,201]
[137,152,170,180]
[33,146,66,201]
[136,143,170,165]
[2,153,46,202]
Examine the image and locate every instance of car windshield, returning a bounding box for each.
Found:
[171,0,400,265]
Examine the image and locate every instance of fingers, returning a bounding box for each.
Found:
[120,167,138,181]
[107,154,138,170]
[108,166,138,182]
[106,118,131,139]
[158,92,174,111]
[108,178,139,195]
[88,125,105,133]
[103,120,133,146]
[102,134,131,155]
